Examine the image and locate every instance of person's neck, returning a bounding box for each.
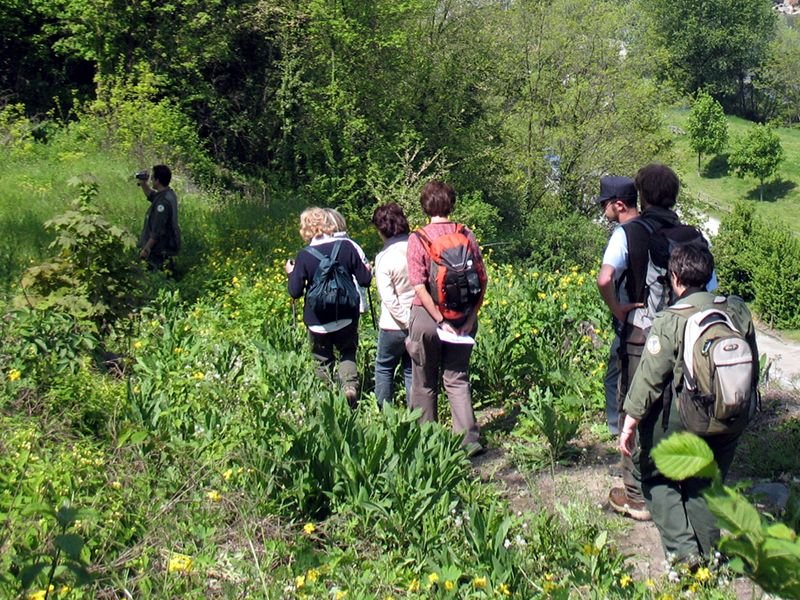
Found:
[430,216,450,224]
[618,209,639,225]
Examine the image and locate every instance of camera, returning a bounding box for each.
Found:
[134,170,149,181]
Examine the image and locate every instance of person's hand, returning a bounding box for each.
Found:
[140,247,150,260]
[618,415,639,457]
[614,302,644,325]
[440,321,458,335]
[285,259,295,275]
[457,312,477,336]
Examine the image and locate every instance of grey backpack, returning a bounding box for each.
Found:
[672,299,756,436]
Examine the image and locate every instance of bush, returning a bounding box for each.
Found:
[715,201,800,328]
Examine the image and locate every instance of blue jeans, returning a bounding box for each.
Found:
[374,328,412,407]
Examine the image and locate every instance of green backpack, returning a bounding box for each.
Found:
[670,298,757,436]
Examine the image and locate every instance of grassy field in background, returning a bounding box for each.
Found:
[666,107,800,233]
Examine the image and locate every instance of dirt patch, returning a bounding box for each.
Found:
[472,388,800,598]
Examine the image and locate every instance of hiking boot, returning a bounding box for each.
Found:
[464,442,486,458]
[343,385,358,408]
[608,487,651,521]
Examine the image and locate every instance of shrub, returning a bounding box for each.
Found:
[17,177,144,327]
[715,201,800,328]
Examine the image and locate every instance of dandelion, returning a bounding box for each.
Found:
[295,575,306,589]
[303,522,316,535]
[206,490,222,502]
[473,576,487,589]
[444,580,455,591]
[694,567,711,582]
[427,572,439,588]
[619,574,632,588]
[192,371,205,380]
[167,553,194,573]
[110,480,122,490]
[407,578,420,592]
[498,582,511,596]
[307,568,320,583]
[7,369,21,382]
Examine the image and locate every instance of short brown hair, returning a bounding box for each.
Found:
[635,163,679,209]
[299,207,334,242]
[372,202,410,238]
[668,244,714,288]
[420,180,456,217]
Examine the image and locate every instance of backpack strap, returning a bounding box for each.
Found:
[622,216,663,304]
[659,302,700,431]
[329,240,342,262]
[305,246,326,261]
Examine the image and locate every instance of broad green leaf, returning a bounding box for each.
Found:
[766,523,798,542]
[651,432,719,480]
[707,488,762,537]
[55,533,85,560]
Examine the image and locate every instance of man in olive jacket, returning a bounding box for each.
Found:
[619,244,758,566]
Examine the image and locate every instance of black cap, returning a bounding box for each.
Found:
[595,176,637,204]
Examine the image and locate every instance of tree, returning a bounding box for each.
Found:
[686,92,728,172]
[635,0,777,114]
[755,23,800,125]
[728,124,785,201]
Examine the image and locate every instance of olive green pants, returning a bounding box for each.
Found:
[638,402,740,561]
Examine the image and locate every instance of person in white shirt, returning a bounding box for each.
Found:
[371,203,415,407]
[595,176,640,436]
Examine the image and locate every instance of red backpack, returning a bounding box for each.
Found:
[416,224,483,323]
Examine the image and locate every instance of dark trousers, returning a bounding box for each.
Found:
[308,320,359,391]
[619,324,647,504]
[639,401,740,561]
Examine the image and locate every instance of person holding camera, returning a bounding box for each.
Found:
[136,164,181,270]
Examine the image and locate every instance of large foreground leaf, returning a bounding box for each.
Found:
[651,432,719,481]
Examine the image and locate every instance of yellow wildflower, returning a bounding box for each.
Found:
[206,489,222,502]
[110,480,122,490]
[689,583,699,593]
[658,595,674,600]
[531,327,539,335]
[408,578,420,592]
[58,586,70,596]
[619,574,632,588]
[295,574,305,589]
[427,572,439,588]
[334,591,347,600]
[645,578,655,588]
[167,553,194,573]
[694,567,711,582]
[537,292,547,300]
[133,340,143,350]
[544,573,555,582]
[192,371,205,380]
[7,369,21,382]
[303,522,316,535]
[498,582,511,596]
[444,580,455,591]
[306,568,319,583]
[222,468,233,481]
[562,302,568,310]
[473,576,488,589]
[174,347,184,354]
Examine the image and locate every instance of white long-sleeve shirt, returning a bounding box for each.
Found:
[374,235,415,330]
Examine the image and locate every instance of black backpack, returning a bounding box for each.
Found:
[624,217,708,331]
[304,242,360,321]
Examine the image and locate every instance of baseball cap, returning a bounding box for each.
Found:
[595,176,637,204]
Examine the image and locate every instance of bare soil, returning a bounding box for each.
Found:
[471,385,800,599]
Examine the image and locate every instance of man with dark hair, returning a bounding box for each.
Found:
[620,243,758,567]
[595,176,640,437]
[608,163,717,521]
[137,164,181,270]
